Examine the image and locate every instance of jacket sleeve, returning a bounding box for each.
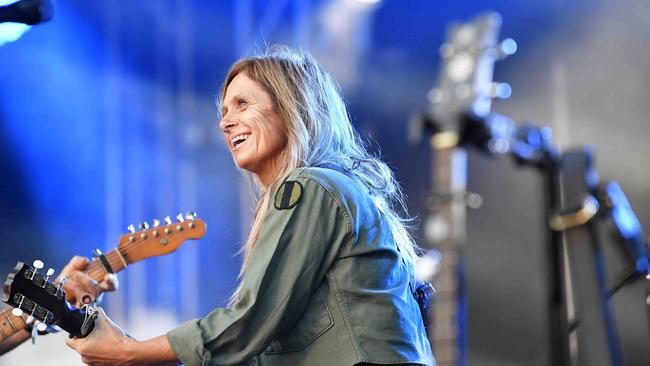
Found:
[167,175,353,365]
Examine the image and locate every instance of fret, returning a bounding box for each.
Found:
[3,310,17,332]
[86,258,107,281]
[106,249,126,272]
[111,248,129,269]
[0,307,30,341]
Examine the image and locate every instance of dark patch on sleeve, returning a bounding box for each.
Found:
[274,180,303,210]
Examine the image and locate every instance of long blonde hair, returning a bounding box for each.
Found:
[219,46,418,300]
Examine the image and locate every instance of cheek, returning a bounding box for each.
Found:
[251,111,286,148]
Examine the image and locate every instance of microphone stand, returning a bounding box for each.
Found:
[459,111,650,366]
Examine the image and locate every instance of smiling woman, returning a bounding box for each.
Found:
[220,73,288,187]
[65,46,434,366]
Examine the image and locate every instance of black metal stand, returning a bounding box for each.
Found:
[459,111,650,366]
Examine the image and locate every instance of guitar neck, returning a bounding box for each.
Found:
[85,247,130,281]
[0,307,29,342]
[0,217,205,343]
[430,145,468,366]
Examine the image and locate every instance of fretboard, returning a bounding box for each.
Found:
[430,145,468,366]
[0,307,28,342]
[85,248,130,281]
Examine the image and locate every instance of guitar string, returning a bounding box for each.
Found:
[84,220,202,279]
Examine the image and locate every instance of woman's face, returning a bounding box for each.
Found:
[220,72,287,185]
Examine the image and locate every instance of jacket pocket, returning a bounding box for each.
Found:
[264,288,334,355]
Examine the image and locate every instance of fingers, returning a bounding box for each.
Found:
[62,271,99,306]
[99,273,119,292]
[55,256,89,283]
[65,335,78,350]
[56,256,120,308]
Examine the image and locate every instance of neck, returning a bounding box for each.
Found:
[256,156,288,187]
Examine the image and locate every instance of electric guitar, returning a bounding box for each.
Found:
[414,13,511,366]
[0,213,206,340]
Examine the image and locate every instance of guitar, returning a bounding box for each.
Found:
[414,13,511,366]
[0,214,206,340]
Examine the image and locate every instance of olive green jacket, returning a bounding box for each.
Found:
[167,167,434,366]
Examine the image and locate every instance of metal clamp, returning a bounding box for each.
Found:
[549,195,600,231]
[93,248,114,274]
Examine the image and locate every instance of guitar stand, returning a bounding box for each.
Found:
[461,112,650,366]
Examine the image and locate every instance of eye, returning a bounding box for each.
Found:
[237,99,248,109]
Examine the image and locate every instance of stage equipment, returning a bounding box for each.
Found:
[409,12,514,366]
[461,110,650,366]
[412,12,649,366]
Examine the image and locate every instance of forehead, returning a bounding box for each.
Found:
[223,73,267,102]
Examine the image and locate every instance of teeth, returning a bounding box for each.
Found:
[231,134,250,148]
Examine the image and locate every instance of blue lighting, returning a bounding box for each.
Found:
[607,182,642,240]
[526,128,542,148]
[636,257,649,273]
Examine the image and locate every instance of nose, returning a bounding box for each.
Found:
[219,116,236,132]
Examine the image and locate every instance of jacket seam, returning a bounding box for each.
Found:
[327,274,366,362]
[295,174,354,236]
[262,287,335,355]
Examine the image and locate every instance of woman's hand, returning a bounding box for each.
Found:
[56,256,118,307]
[66,308,138,366]
[67,308,181,366]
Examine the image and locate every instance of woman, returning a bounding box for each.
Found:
[67,46,434,366]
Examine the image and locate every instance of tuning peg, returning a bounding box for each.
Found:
[139,222,150,230]
[36,322,48,332]
[496,38,517,59]
[12,308,23,317]
[152,219,161,227]
[33,260,44,270]
[176,213,185,222]
[45,268,55,283]
[185,212,197,220]
[164,216,172,225]
[127,224,136,233]
[490,82,512,99]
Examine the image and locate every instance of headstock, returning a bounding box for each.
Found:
[117,212,207,264]
[2,261,93,338]
[416,12,515,148]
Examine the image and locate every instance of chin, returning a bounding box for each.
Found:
[233,156,258,174]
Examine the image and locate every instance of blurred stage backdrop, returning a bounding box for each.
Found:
[0,0,648,365]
